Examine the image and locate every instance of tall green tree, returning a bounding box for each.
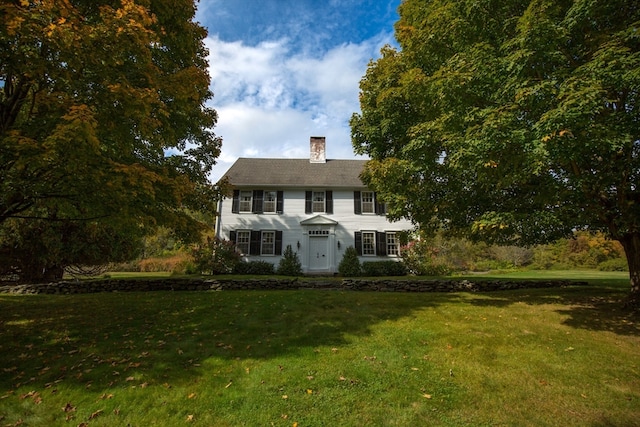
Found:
[0,0,221,279]
[351,0,640,300]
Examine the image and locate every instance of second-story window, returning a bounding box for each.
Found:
[305,190,333,214]
[361,191,375,214]
[312,191,325,212]
[239,191,252,212]
[263,191,277,213]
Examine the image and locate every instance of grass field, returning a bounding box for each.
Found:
[0,271,638,426]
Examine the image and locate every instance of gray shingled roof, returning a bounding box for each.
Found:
[221,158,368,188]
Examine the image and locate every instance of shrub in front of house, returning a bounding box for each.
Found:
[277,245,303,276]
[361,260,407,277]
[192,238,241,275]
[400,239,451,276]
[338,246,361,277]
[233,260,275,275]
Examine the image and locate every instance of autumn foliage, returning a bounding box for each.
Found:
[0,0,221,281]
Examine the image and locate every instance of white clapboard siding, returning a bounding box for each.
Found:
[218,188,413,273]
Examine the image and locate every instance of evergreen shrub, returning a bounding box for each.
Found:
[338,246,361,277]
[277,245,303,276]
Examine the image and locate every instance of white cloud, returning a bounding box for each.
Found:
[206,32,394,183]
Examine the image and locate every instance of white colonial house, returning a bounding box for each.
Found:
[216,137,414,274]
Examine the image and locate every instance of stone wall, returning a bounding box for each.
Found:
[0,277,583,295]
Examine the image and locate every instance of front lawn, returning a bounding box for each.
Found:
[0,274,637,426]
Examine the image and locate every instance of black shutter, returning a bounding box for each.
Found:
[354,191,362,214]
[231,190,240,213]
[325,191,333,214]
[252,190,264,213]
[230,230,236,243]
[305,191,312,214]
[354,232,362,256]
[275,230,283,255]
[250,231,261,255]
[376,232,387,256]
[375,193,386,216]
[276,191,284,213]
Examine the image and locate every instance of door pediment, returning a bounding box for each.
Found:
[300,215,338,226]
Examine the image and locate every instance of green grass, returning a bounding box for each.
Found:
[0,272,638,426]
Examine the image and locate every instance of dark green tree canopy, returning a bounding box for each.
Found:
[0,0,221,280]
[351,0,640,296]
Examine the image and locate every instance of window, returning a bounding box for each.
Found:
[263,191,277,213]
[306,191,332,214]
[361,191,375,213]
[239,191,252,212]
[261,231,275,255]
[362,231,376,256]
[354,191,384,215]
[312,191,325,212]
[386,232,398,256]
[235,230,250,254]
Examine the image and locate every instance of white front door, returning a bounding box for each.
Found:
[308,236,329,271]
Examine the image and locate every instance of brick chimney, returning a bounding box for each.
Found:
[310,136,326,163]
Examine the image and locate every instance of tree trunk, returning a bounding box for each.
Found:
[619,232,640,306]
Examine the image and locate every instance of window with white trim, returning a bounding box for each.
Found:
[235,230,250,255]
[239,191,252,212]
[263,191,277,213]
[362,231,376,256]
[312,191,325,213]
[261,231,276,255]
[386,232,398,256]
[361,191,375,214]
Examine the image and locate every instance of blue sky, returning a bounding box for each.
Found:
[195,0,401,182]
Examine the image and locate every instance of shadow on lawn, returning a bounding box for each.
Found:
[0,290,457,394]
[463,283,640,336]
[0,284,637,399]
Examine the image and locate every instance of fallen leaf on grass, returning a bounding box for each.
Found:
[20,391,36,399]
[186,414,194,422]
[88,409,103,420]
[306,389,313,395]
[188,393,197,399]
[62,402,76,412]
[422,394,432,399]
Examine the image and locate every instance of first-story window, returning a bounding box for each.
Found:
[239,191,252,212]
[261,231,276,255]
[386,232,398,256]
[362,231,376,256]
[355,231,402,257]
[235,230,250,254]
